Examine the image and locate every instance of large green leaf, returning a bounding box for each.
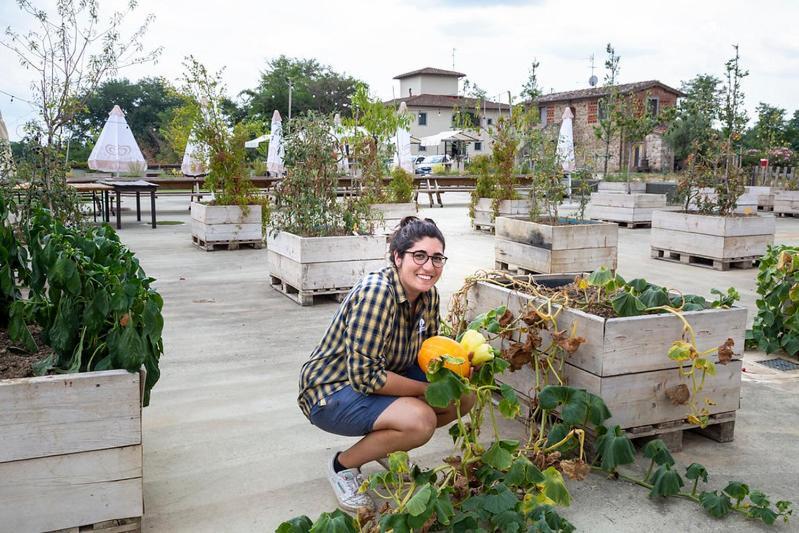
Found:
[8,302,37,352]
[685,463,708,483]
[643,439,674,466]
[537,386,610,427]
[722,481,749,502]
[540,466,571,507]
[405,484,434,517]
[527,505,575,533]
[611,291,647,317]
[595,425,635,472]
[482,440,519,470]
[432,489,455,525]
[699,491,732,518]
[498,384,520,419]
[626,278,649,294]
[639,287,670,308]
[649,464,684,497]
[309,510,358,533]
[276,515,314,533]
[424,370,467,408]
[505,456,544,488]
[588,267,613,287]
[748,506,778,525]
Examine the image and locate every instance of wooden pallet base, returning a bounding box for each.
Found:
[49,516,141,533]
[650,247,758,271]
[192,235,264,251]
[757,205,774,212]
[595,219,651,229]
[495,260,544,275]
[624,411,736,453]
[270,275,350,306]
[473,223,495,233]
[776,211,799,218]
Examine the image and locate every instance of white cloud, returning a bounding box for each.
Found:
[1,0,797,141]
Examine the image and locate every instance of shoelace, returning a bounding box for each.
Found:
[340,471,367,500]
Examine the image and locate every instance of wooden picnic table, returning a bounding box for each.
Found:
[68,182,114,223]
[99,179,159,229]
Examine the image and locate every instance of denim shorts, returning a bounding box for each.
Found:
[308,364,428,437]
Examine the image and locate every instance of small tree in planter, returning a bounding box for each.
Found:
[267,113,385,305]
[652,49,773,270]
[471,107,538,231]
[495,119,618,274]
[345,85,416,234]
[182,57,268,251]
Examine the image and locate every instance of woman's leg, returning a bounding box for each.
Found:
[337,397,437,469]
[430,391,476,427]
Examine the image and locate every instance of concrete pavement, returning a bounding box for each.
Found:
[113,194,798,532]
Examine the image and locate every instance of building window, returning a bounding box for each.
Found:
[598,100,608,122]
[569,106,577,119]
[539,107,547,126]
[588,102,598,124]
[419,145,426,152]
[418,112,427,126]
[474,142,482,151]
[647,97,659,118]
[487,118,493,126]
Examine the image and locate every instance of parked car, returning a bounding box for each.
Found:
[414,155,451,175]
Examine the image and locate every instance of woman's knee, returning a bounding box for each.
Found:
[376,398,436,443]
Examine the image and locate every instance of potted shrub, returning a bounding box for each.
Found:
[495,125,618,275]
[182,58,267,251]
[0,199,164,531]
[267,113,385,306]
[470,110,533,231]
[346,85,416,234]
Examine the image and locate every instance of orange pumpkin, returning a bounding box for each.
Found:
[418,336,471,377]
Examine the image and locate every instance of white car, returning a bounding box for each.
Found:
[414,155,451,175]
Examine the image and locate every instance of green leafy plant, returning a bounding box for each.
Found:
[2,203,164,405]
[271,113,373,237]
[748,245,799,355]
[388,167,415,204]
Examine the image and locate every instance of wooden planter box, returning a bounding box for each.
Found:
[0,370,143,532]
[597,181,646,193]
[494,216,617,274]
[371,202,418,235]
[267,230,386,305]
[191,202,263,251]
[745,186,776,211]
[651,210,775,270]
[466,281,746,446]
[585,192,667,227]
[774,190,799,216]
[473,198,531,232]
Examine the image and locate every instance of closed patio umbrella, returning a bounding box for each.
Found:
[0,109,13,178]
[393,102,413,174]
[88,105,147,174]
[181,129,207,177]
[556,107,576,195]
[266,110,284,176]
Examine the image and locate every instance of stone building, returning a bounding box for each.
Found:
[534,81,683,174]
[384,67,507,159]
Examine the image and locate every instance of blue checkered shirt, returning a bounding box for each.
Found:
[298,266,440,417]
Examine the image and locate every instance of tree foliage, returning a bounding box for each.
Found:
[665,74,722,163]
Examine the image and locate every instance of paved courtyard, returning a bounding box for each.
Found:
[114,194,798,532]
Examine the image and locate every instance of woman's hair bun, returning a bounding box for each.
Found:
[398,215,420,228]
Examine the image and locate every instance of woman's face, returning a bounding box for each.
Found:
[393,236,445,302]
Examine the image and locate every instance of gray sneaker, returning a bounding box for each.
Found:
[327,454,375,512]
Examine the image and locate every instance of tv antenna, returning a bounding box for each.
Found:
[452,48,456,70]
[588,54,598,87]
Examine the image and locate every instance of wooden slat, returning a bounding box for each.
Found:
[266,231,386,264]
[650,227,773,259]
[495,238,617,274]
[189,203,261,224]
[597,182,646,193]
[0,370,140,463]
[565,360,742,429]
[495,216,618,250]
[589,192,667,208]
[267,250,384,291]
[652,210,775,237]
[0,446,142,533]
[191,220,263,242]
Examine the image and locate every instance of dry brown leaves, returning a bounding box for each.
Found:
[560,459,591,481]
[551,330,586,354]
[499,308,514,327]
[665,384,691,405]
[717,338,735,364]
[529,450,561,471]
[503,342,533,371]
[522,308,550,329]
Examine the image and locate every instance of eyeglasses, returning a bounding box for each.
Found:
[403,250,448,268]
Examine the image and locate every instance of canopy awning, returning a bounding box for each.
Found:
[419,130,480,147]
[245,134,270,149]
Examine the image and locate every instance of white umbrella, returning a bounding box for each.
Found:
[393,102,413,174]
[333,113,349,174]
[0,108,13,178]
[266,110,284,176]
[181,129,207,176]
[556,107,576,196]
[88,105,147,174]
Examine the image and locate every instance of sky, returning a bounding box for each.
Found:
[1,0,798,141]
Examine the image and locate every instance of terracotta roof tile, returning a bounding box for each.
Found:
[393,67,467,79]
[534,80,684,104]
[384,94,505,110]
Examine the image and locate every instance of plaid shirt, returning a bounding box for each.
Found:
[298,266,440,418]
